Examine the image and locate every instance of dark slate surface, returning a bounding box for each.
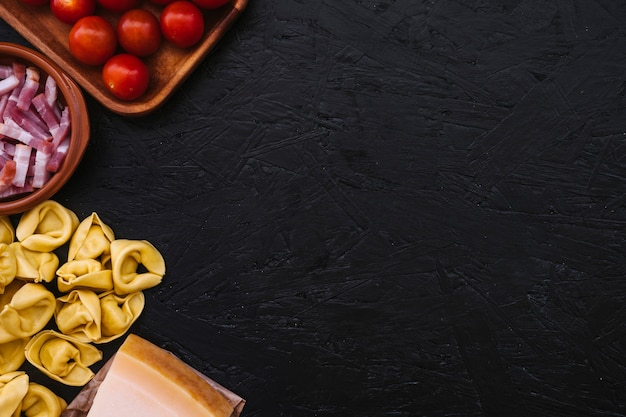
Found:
[2,1,626,416]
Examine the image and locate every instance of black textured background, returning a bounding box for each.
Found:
[3,1,626,416]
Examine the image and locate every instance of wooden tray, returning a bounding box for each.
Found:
[0,0,247,117]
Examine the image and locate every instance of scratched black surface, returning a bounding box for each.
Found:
[2,0,626,416]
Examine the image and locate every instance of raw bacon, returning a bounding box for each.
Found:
[44,74,57,107]
[0,75,19,96]
[32,93,60,131]
[0,60,71,200]
[0,65,12,79]
[0,159,16,192]
[0,183,32,199]
[11,143,30,188]
[17,67,40,111]
[0,122,54,154]
[47,136,69,173]
[50,105,70,148]
[32,149,51,188]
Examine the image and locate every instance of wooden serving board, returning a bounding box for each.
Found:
[0,0,247,117]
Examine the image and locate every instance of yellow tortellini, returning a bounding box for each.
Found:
[9,243,58,284]
[0,371,29,417]
[0,244,16,294]
[56,259,113,293]
[54,290,101,343]
[0,216,14,245]
[15,200,79,253]
[24,331,102,387]
[110,239,166,295]
[0,372,66,417]
[67,212,115,264]
[99,291,145,343]
[19,383,66,417]
[0,338,28,375]
[0,282,55,344]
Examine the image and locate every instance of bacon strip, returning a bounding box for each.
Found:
[47,136,69,173]
[32,93,60,132]
[0,65,13,79]
[44,74,58,107]
[50,106,70,149]
[0,159,16,192]
[16,67,40,111]
[0,122,53,154]
[0,94,9,122]
[0,75,19,96]
[32,149,51,188]
[11,143,30,188]
[0,183,33,199]
[6,110,52,143]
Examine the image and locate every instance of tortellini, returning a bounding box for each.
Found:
[110,239,166,295]
[0,372,65,417]
[0,244,16,294]
[0,282,55,344]
[54,290,101,342]
[0,338,28,375]
[67,212,115,264]
[99,291,145,343]
[0,371,28,417]
[10,243,58,284]
[15,201,79,253]
[19,383,67,417]
[0,216,14,246]
[25,331,102,387]
[56,259,113,293]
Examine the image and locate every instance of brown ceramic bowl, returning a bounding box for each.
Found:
[0,42,89,216]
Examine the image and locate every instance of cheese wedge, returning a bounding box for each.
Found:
[86,334,234,417]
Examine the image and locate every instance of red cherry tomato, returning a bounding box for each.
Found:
[69,15,117,66]
[191,0,230,9]
[50,0,96,24]
[19,0,49,5]
[102,54,150,101]
[160,1,204,48]
[150,0,176,4]
[117,9,162,57]
[96,0,141,13]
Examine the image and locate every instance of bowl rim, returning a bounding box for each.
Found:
[0,42,90,216]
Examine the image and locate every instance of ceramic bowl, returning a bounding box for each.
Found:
[0,42,89,216]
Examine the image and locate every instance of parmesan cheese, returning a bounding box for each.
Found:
[86,334,234,417]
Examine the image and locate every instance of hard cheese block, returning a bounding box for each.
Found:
[63,334,240,417]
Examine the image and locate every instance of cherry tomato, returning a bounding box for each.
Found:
[18,0,49,5]
[69,16,117,66]
[191,0,230,9]
[149,0,176,4]
[117,9,162,57]
[160,1,204,48]
[50,0,96,24]
[102,54,150,101]
[96,0,141,13]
